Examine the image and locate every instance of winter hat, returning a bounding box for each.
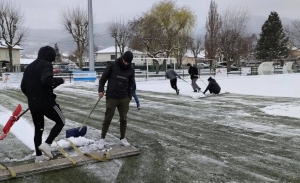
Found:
[122,51,133,63]
[208,77,213,81]
[187,63,191,67]
[167,65,172,69]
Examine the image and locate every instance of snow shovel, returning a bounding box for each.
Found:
[66,97,101,138]
[0,105,30,140]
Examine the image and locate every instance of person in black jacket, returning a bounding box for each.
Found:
[203,77,221,94]
[187,63,201,92]
[97,51,135,149]
[21,46,65,163]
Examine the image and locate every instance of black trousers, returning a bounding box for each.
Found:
[209,88,220,94]
[30,104,65,156]
[170,78,178,91]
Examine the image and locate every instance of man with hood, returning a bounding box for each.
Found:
[203,77,221,95]
[166,65,181,95]
[187,63,201,92]
[97,51,135,149]
[21,46,65,163]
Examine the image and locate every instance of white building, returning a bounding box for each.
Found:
[0,39,23,70]
[182,50,206,66]
[95,46,148,66]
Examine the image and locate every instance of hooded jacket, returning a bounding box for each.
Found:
[188,66,198,79]
[21,46,64,109]
[203,77,221,94]
[98,58,135,99]
[166,68,180,80]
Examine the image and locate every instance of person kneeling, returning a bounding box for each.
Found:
[203,77,221,94]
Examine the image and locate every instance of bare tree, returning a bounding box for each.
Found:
[285,20,300,49]
[174,32,191,68]
[218,7,250,71]
[108,20,131,56]
[129,15,165,73]
[188,35,203,64]
[60,6,88,69]
[205,0,221,68]
[129,15,164,58]
[0,1,27,72]
[150,0,195,58]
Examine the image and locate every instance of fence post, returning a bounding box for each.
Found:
[199,67,201,78]
[69,73,71,83]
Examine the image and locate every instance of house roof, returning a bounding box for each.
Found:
[185,50,205,58]
[95,46,145,54]
[0,40,23,50]
[20,58,35,65]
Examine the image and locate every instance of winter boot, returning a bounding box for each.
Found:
[38,143,53,158]
[120,138,130,147]
[35,155,50,163]
[176,89,180,95]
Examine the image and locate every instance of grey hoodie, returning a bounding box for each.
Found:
[166,69,180,80]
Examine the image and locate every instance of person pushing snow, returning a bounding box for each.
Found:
[165,65,181,95]
[98,51,135,150]
[203,77,221,95]
[187,63,201,92]
[21,46,65,163]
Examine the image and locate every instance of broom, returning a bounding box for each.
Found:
[66,97,101,138]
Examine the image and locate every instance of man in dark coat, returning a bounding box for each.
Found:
[187,63,201,92]
[203,77,221,94]
[97,51,135,149]
[21,46,65,163]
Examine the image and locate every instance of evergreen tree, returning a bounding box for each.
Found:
[255,11,289,60]
[54,43,62,62]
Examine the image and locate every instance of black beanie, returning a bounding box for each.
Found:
[122,51,133,63]
[208,77,212,81]
[187,63,191,67]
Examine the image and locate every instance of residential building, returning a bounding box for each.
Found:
[181,50,205,66]
[288,47,300,61]
[0,40,23,70]
[95,46,148,66]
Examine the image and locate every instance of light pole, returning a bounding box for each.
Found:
[88,0,95,71]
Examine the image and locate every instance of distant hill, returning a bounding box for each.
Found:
[20,22,114,54]
[19,16,295,54]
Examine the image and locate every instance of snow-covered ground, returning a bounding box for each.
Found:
[1,73,300,153]
[1,73,300,182]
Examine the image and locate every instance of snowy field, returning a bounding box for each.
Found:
[1,73,300,182]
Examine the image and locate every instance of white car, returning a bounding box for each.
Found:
[198,63,209,69]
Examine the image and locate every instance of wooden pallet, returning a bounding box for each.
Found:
[0,146,139,181]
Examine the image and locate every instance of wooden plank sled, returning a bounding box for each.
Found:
[0,146,139,181]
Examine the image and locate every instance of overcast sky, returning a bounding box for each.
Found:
[12,0,300,30]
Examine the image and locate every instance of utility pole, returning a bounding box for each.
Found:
[88,0,95,71]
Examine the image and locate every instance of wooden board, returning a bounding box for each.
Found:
[0,146,139,181]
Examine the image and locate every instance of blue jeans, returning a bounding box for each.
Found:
[132,93,140,107]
